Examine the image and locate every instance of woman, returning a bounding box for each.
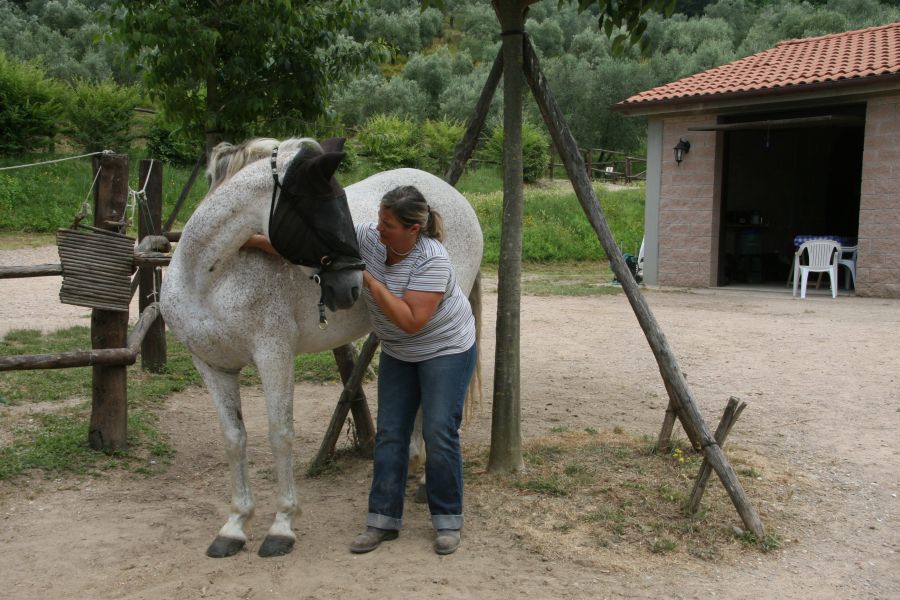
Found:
[350,185,476,556]
[244,185,476,555]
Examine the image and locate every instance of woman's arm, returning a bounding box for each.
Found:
[363,270,442,334]
[243,234,280,256]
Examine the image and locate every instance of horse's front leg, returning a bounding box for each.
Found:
[255,347,299,557]
[193,357,253,558]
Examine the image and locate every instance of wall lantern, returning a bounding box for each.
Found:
[673,138,691,165]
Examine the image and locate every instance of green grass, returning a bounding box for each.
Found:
[0,149,210,234]
[2,154,645,268]
[469,181,645,264]
[0,326,345,480]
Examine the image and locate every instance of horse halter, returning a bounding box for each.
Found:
[270,146,365,329]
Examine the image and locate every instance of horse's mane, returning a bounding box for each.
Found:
[206,137,321,193]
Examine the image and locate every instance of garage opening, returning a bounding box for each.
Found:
[711,103,865,287]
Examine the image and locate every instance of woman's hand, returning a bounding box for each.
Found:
[243,234,280,256]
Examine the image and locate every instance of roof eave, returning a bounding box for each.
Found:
[612,72,900,117]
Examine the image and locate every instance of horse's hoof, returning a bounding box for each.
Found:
[206,536,245,558]
[414,483,428,504]
[258,535,295,557]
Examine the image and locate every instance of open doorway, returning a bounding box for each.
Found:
[717,104,865,286]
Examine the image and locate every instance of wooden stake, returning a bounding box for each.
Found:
[521,37,764,538]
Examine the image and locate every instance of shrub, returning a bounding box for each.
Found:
[0,52,64,155]
[145,115,204,167]
[356,114,420,169]
[478,122,549,183]
[64,79,141,153]
[421,117,465,176]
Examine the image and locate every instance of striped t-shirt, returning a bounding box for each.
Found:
[356,223,475,362]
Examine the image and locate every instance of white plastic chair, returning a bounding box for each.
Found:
[792,240,840,299]
[837,244,858,290]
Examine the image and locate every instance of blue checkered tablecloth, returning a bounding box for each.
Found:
[793,235,856,247]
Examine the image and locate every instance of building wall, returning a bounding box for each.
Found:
[858,92,900,297]
[642,120,663,285]
[658,116,719,287]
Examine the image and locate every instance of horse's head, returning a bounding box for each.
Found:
[270,138,363,313]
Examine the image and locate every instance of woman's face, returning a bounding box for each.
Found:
[377,206,419,250]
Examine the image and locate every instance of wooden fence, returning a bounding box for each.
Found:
[0,152,373,465]
[0,153,167,452]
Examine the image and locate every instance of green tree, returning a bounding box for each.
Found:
[105,1,382,151]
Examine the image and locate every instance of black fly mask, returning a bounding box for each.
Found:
[267,139,364,325]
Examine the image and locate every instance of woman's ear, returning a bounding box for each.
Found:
[409,223,421,236]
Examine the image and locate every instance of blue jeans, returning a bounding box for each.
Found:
[366,343,476,532]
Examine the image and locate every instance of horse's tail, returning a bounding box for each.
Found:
[464,270,482,425]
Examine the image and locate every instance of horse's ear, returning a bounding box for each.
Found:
[319,137,346,154]
[315,151,345,181]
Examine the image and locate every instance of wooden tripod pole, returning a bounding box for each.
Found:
[445,48,503,186]
[521,36,764,538]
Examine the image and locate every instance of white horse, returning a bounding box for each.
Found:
[160,138,483,557]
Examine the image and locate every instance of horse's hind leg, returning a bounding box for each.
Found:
[193,357,253,558]
[254,349,299,557]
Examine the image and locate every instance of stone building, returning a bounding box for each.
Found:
[615,23,900,297]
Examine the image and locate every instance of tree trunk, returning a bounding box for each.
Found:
[205,71,221,155]
[488,0,527,473]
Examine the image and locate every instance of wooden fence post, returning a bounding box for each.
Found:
[138,159,166,372]
[89,152,129,452]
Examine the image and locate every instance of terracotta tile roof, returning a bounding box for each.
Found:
[618,22,900,107]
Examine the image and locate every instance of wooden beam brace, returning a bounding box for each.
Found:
[688,397,747,513]
[521,36,764,538]
[309,334,380,473]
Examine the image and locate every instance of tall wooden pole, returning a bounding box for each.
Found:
[138,159,167,372]
[488,0,527,473]
[521,36,764,538]
[89,152,130,452]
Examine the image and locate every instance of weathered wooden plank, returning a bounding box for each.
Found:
[0,348,135,371]
[0,264,62,279]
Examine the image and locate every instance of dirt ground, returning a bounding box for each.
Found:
[1,246,898,599]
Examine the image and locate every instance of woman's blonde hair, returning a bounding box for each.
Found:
[380,185,443,242]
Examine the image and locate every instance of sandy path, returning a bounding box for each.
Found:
[1,246,898,599]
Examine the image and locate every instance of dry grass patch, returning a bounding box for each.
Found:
[465,429,798,570]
